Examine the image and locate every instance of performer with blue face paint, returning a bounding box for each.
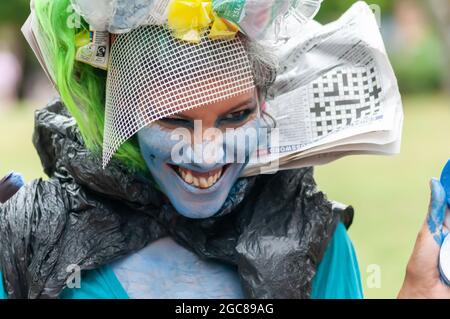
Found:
[3,0,447,301]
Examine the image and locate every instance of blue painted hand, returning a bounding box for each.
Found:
[441,160,450,207]
[427,178,448,245]
[398,178,450,298]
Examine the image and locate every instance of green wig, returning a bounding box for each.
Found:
[34,0,148,173]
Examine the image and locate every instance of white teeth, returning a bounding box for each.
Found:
[215,169,223,181]
[199,177,208,188]
[177,167,225,189]
[192,177,200,187]
[214,169,223,186]
[185,172,193,184]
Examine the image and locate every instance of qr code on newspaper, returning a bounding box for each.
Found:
[309,66,383,138]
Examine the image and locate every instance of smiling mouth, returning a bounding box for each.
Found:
[170,165,229,189]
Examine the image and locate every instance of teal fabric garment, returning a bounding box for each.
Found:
[0,223,362,299]
[311,223,364,299]
[0,272,6,299]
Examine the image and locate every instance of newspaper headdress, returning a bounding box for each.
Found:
[24,1,404,175]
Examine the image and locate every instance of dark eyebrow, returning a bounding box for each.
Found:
[165,113,191,121]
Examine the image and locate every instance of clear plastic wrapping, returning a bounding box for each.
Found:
[70,0,171,33]
[213,0,323,40]
[70,0,322,39]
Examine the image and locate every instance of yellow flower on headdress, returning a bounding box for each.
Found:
[168,0,238,43]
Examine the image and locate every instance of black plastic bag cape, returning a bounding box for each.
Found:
[0,100,354,299]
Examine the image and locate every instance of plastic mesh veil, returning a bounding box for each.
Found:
[103,26,256,168]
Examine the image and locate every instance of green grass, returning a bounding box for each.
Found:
[0,94,449,298]
[0,102,45,180]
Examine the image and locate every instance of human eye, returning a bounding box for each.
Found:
[219,107,256,125]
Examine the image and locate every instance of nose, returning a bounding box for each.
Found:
[170,124,225,170]
[189,119,220,144]
[189,138,225,171]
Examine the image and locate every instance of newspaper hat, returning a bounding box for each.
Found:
[24,1,403,175]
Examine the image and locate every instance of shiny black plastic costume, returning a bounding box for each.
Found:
[0,100,353,299]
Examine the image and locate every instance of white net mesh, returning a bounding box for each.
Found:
[103,25,255,168]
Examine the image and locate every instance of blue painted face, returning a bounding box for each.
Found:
[137,91,262,219]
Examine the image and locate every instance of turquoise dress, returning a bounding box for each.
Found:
[0,223,363,299]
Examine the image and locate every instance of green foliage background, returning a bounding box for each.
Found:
[315,0,394,22]
[0,0,29,26]
[0,0,446,94]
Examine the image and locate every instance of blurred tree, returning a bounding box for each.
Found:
[316,0,448,94]
[389,0,445,94]
[423,0,450,92]
[315,0,394,23]
[0,0,34,101]
[391,34,445,93]
[0,0,30,27]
